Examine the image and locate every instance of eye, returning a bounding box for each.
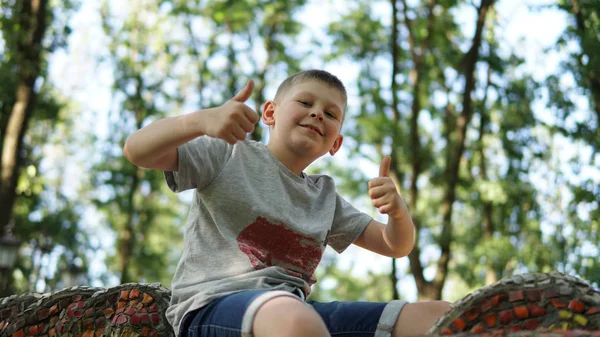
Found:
[325,111,337,119]
[298,100,311,107]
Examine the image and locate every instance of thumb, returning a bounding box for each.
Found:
[379,155,391,177]
[231,80,254,103]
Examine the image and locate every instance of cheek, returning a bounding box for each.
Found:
[326,121,341,133]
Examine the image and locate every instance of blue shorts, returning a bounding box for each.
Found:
[179,289,407,337]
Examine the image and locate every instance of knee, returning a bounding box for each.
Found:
[392,300,452,337]
[424,300,452,316]
[254,296,329,337]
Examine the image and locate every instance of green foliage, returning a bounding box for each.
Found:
[323,0,599,299]
[0,0,88,292]
[10,89,93,292]
[327,4,388,61]
[311,253,395,302]
[88,0,309,285]
[94,0,185,285]
[545,0,600,286]
[1,0,599,300]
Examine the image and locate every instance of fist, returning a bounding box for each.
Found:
[368,156,405,217]
[202,80,260,144]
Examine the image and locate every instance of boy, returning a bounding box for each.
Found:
[123,69,451,337]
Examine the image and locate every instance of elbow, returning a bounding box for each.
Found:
[123,143,130,160]
[390,236,415,258]
[390,246,413,259]
[122,139,138,165]
[393,229,416,258]
[384,228,415,258]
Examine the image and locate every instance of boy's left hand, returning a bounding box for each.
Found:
[368,156,406,218]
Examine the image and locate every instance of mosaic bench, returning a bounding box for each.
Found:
[0,283,173,337]
[0,272,599,337]
[427,272,600,337]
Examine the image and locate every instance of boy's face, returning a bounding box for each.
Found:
[262,80,345,159]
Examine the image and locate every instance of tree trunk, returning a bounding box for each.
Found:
[119,77,146,283]
[391,258,399,300]
[0,0,49,234]
[389,0,401,301]
[119,166,142,284]
[479,68,497,285]
[437,0,495,299]
[571,0,600,126]
[398,0,442,301]
[226,40,237,99]
[250,24,276,142]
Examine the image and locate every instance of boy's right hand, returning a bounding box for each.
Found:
[200,80,260,144]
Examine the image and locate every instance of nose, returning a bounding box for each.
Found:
[309,112,323,121]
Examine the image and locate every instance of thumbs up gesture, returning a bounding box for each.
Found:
[368,156,406,218]
[201,80,260,144]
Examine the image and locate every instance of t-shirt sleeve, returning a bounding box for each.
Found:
[164,136,233,192]
[327,194,373,254]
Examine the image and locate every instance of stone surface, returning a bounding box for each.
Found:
[0,284,173,337]
[428,272,600,336]
[1,272,598,337]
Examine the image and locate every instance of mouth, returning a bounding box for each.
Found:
[299,124,323,136]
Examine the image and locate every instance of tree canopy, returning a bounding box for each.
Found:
[0,0,598,299]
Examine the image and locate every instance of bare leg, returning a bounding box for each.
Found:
[253,296,330,337]
[392,301,451,337]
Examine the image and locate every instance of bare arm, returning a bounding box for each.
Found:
[354,213,415,258]
[123,113,204,171]
[123,80,259,171]
[353,156,415,258]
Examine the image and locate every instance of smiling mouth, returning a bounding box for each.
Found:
[299,124,323,136]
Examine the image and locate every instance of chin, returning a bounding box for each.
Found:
[293,146,321,158]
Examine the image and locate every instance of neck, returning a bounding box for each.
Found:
[266,142,315,176]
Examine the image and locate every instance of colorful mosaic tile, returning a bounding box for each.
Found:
[441,330,600,337]
[0,284,173,337]
[1,272,599,337]
[428,272,600,336]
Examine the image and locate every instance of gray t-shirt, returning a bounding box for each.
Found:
[164,137,372,334]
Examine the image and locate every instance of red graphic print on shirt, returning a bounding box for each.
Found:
[236,216,324,284]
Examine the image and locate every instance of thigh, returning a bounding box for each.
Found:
[181,290,267,337]
[181,290,304,337]
[308,300,406,337]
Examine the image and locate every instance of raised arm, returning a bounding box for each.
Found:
[353,155,415,258]
[123,80,259,171]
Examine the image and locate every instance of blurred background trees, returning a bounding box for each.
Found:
[0,0,598,301]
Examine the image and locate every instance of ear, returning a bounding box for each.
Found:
[262,100,276,126]
[329,134,344,156]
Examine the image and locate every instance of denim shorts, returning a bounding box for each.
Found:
[179,289,407,337]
